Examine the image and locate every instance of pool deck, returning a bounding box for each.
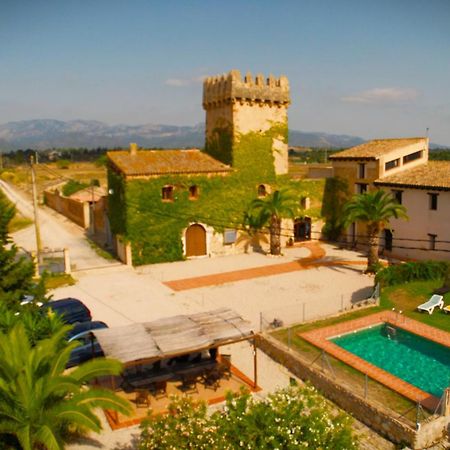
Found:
[300,310,450,411]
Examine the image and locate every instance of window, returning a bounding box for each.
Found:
[392,190,403,205]
[403,150,423,164]
[428,234,437,251]
[257,184,267,197]
[356,183,368,194]
[188,185,199,200]
[385,159,400,171]
[428,193,438,210]
[162,185,174,201]
[358,163,366,179]
[223,229,237,245]
[300,196,309,209]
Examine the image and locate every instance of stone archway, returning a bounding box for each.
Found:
[185,224,207,257]
[294,217,312,242]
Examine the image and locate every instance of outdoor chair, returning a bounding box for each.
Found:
[219,354,232,380]
[443,304,450,315]
[149,380,168,399]
[179,373,199,394]
[135,389,151,408]
[202,367,221,391]
[417,295,444,314]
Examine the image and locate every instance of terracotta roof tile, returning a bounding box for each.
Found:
[329,138,427,160]
[107,149,232,176]
[375,161,450,191]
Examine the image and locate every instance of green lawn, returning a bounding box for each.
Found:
[380,279,450,332]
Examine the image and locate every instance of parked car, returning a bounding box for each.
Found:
[41,298,92,324]
[66,321,108,368]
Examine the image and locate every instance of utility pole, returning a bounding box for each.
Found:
[30,156,42,270]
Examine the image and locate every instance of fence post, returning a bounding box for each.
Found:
[31,251,40,278]
[442,388,450,416]
[288,327,291,350]
[63,248,71,274]
[364,374,368,399]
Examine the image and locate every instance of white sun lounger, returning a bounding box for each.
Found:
[417,295,444,314]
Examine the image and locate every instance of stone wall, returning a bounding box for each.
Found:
[44,190,89,228]
[256,334,449,449]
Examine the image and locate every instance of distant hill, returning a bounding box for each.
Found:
[0,119,447,150]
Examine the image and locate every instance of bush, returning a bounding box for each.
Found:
[62,179,88,196]
[375,261,450,287]
[56,159,71,169]
[139,384,357,450]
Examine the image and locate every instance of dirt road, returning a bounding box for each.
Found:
[0,179,119,271]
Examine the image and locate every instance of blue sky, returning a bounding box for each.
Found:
[1,0,449,144]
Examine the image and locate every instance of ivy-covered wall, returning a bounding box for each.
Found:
[107,122,324,265]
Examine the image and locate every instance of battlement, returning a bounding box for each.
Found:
[203,69,290,109]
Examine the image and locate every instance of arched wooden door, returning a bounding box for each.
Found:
[185,224,207,257]
[294,217,312,241]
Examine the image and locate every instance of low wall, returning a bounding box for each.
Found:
[256,334,449,449]
[44,190,89,228]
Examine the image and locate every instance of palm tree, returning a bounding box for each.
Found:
[344,190,408,273]
[236,208,269,253]
[0,323,132,450]
[250,189,298,255]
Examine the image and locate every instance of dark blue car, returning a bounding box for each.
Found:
[66,321,108,368]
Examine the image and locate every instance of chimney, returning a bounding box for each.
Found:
[129,142,138,156]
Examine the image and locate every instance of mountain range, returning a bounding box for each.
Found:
[0,119,447,150]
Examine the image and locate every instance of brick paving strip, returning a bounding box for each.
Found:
[164,241,366,291]
[301,310,450,411]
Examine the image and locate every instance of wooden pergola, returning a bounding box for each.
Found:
[92,308,258,388]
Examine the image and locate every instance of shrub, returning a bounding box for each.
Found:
[56,159,71,169]
[139,384,357,450]
[62,179,88,196]
[375,261,450,287]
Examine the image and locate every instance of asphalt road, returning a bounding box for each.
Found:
[0,179,119,271]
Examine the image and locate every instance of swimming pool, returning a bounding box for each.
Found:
[331,324,450,398]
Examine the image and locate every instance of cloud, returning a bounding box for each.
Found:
[341,88,418,104]
[164,75,207,87]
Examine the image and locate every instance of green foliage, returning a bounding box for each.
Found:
[289,148,340,163]
[0,190,40,305]
[55,159,71,169]
[62,179,88,196]
[250,189,299,255]
[139,384,357,450]
[107,141,323,265]
[375,261,450,287]
[0,323,132,449]
[94,154,108,167]
[344,190,408,272]
[321,177,350,240]
[428,149,450,161]
[204,122,233,165]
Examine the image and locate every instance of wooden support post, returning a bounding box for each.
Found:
[63,248,71,274]
[253,338,258,389]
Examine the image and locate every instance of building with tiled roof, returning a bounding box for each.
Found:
[329,137,450,261]
[108,148,232,179]
[106,70,314,266]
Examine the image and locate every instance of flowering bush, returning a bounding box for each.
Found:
[139,384,358,450]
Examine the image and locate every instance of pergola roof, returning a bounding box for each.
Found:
[92,308,254,366]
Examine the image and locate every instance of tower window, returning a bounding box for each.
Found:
[385,159,400,171]
[162,185,174,201]
[392,190,403,205]
[428,193,438,210]
[257,184,267,197]
[356,183,368,194]
[428,234,437,251]
[189,185,199,200]
[358,163,366,179]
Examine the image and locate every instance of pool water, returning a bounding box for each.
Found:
[331,324,450,398]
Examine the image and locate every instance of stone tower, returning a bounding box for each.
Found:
[202,69,290,175]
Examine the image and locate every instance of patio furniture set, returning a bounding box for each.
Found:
[122,355,232,408]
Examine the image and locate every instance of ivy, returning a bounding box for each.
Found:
[107,123,325,265]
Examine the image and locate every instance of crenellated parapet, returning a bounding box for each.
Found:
[203,69,290,109]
